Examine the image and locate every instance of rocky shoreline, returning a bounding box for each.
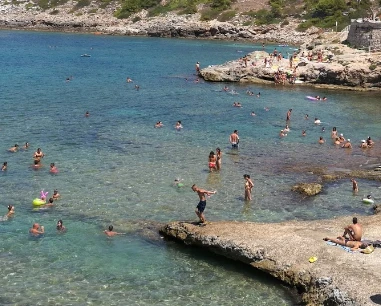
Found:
[160,217,381,305]
[0,0,318,45]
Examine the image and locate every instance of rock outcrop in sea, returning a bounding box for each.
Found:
[199,40,381,90]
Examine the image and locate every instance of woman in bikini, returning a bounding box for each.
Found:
[208,151,217,172]
[243,174,254,201]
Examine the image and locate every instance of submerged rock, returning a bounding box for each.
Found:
[291,183,322,196]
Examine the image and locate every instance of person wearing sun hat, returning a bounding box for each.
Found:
[360,140,368,148]
[338,133,346,143]
[342,138,352,148]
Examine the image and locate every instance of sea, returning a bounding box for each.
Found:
[0,30,381,305]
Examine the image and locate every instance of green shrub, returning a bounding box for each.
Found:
[280,19,289,27]
[25,3,34,9]
[75,0,90,9]
[115,0,161,19]
[369,64,377,70]
[217,10,236,22]
[200,8,220,21]
[210,0,231,11]
[132,16,141,22]
[50,9,60,14]
[88,8,98,13]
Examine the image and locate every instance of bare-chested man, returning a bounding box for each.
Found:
[29,223,44,236]
[323,237,367,251]
[341,217,363,241]
[104,225,125,237]
[229,130,239,148]
[192,184,216,224]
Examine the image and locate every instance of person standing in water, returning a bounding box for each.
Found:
[229,130,239,148]
[216,148,222,170]
[208,151,217,172]
[243,174,254,201]
[192,184,216,224]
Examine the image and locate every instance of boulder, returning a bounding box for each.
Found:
[291,183,322,196]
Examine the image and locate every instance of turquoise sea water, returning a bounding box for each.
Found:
[1,30,381,305]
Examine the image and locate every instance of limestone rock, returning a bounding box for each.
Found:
[291,183,322,196]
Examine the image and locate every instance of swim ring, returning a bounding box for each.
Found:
[362,198,374,204]
[33,198,46,206]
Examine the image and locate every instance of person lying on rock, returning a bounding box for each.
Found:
[323,237,367,251]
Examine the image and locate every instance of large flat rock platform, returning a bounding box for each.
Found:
[160,215,381,305]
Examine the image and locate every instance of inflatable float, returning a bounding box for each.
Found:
[362,198,374,204]
[306,96,319,101]
[33,198,46,206]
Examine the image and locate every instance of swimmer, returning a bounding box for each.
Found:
[6,205,15,218]
[302,130,306,136]
[223,85,229,92]
[85,111,90,117]
[174,179,184,188]
[250,112,256,116]
[342,139,352,149]
[264,107,269,111]
[360,140,368,148]
[155,121,164,128]
[305,114,309,120]
[318,136,325,144]
[104,225,125,237]
[195,61,200,73]
[243,174,254,201]
[56,219,66,231]
[322,96,327,101]
[256,92,260,98]
[44,198,54,207]
[135,84,140,90]
[33,148,44,161]
[331,127,337,139]
[23,142,29,150]
[53,189,61,200]
[367,136,374,147]
[322,127,325,132]
[314,118,321,124]
[233,102,242,107]
[216,147,222,170]
[351,178,359,192]
[338,133,345,143]
[284,124,290,132]
[175,121,183,131]
[126,77,132,83]
[29,223,44,236]
[208,151,217,172]
[8,144,19,152]
[229,130,239,148]
[50,163,58,174]
[286,109,292,121]
[2,162,7,171]
[334,137,341,145]
[279,130,287,137]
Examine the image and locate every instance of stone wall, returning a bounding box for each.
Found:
[347,20,381,50]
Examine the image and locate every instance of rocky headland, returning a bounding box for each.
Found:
[199,34,381,90]
[160,216,381,305]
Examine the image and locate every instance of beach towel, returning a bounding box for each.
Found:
[325,241,354,253]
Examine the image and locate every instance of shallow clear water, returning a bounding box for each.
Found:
[0,30,381,305]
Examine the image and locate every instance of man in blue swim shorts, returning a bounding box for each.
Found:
[192,184,216,224]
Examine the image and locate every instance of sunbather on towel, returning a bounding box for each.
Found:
[324,237,367,251]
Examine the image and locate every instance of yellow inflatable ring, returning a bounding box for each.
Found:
[32,198,46,206]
